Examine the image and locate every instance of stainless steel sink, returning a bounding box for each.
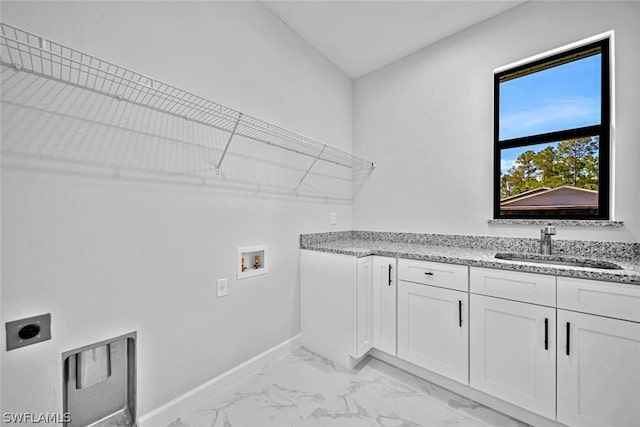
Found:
[495,252,624,270]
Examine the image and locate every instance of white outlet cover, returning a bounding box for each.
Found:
[331,212,337,225]
[217,278,228,297]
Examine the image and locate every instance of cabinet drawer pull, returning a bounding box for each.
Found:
[424,272,434,276]
[544,318,549,350]
[458,300,463,327]
[566,322,571,356]
[388,264,392,286]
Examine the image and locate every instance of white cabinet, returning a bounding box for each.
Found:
[471,270,640,426]
[470,267,556,419]
[557,309,640,427]
[300,250,358,367]
[300,251,394,365]
[356,256,374,358]
[557,276,640,427]
[470,294,556,419]
[372,256,397,355]
[397,259,469,384]
[303,250,640,427]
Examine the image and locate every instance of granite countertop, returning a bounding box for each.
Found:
[301,237,640,285]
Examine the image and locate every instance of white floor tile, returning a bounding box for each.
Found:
[168,348,529,427]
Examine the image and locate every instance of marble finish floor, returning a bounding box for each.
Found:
[168,348,530,427]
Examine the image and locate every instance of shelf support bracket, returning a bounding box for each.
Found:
[216,113,243,175]
[293,145,326,194]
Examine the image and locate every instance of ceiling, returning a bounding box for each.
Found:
[263,0,526,79]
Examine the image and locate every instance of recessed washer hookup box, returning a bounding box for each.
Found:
[62,332,137,427]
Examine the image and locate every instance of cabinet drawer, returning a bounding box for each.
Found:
[557,277,640,323]
[470,267,555,306]
[398,259,468,291]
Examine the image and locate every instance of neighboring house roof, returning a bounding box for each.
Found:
[500,187,550,204]
[501,186,598,210]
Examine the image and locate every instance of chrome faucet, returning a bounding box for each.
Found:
[540,224,556,255]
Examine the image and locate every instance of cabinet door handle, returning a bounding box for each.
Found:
[566,322,571,356]
[424,272,434,276]
[544,318,549,350]
[388,264,392,286]
[458,300,463,327]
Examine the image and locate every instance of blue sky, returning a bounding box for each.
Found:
[499,53,601,174]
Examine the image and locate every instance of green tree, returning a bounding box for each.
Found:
[500,150,542,198]
[557,137,599,187]
[533,145,564,188]
[500,137,599,200]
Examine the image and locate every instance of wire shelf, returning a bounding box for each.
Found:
[0,22,374,192]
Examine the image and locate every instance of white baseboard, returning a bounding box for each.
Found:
[139,334,302,427]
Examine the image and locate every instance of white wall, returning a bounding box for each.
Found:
[1,0,353,419]
[353,1,640,242]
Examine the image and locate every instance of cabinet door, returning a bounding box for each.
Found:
[397,281,468,383]
[373,256,397,355]
[356,256,374,358]
[470,294,555,419]
[557,310,640,427]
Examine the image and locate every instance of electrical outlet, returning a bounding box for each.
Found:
[217,278,228,297]
[331,212,337,225]
[5,313,52,351]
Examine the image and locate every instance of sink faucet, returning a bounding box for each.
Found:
[540,224,556,255]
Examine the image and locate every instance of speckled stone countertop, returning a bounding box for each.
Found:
[300,232,640,285]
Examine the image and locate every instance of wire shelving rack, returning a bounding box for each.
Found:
[0,22,375,195]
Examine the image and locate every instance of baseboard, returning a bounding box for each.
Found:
[139,334,302,427]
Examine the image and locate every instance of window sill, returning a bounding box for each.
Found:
[488,219,624,227]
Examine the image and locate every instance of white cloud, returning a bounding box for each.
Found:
[500,97,599,140]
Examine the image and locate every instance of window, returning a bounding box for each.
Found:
[494,38,610,219]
